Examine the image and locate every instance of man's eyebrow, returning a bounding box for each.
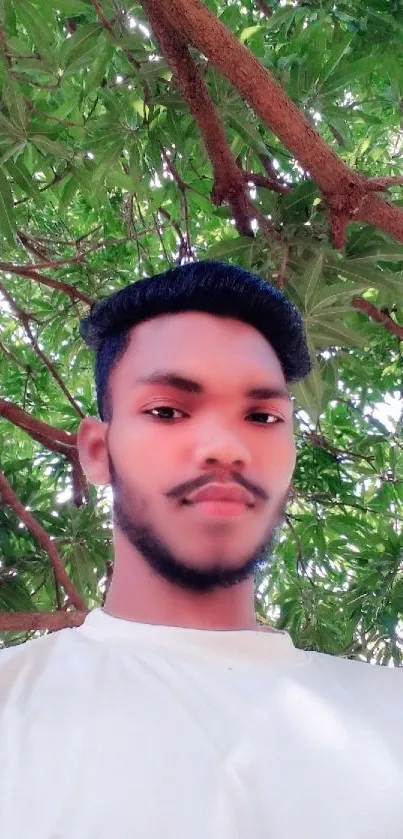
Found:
[134,371,291,401]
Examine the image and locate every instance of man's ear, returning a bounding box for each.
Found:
[76,416,110,485]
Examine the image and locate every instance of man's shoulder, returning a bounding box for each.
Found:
[307,645,403,701]
[0,626,82,691]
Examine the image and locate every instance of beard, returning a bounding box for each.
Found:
[106,448,290,595]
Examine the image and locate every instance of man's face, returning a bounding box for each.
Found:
[100,312,296,593]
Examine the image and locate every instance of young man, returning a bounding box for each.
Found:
[0,260,402,838]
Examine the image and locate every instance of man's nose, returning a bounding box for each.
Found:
[194,427,252,471]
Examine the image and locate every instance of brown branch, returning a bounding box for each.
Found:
[367,176,403,191]
[157,205,186,248]
[0,262,93,305]
[0,401,88,505]
[255,0,273,17]
[90,0,116,35]
[0,470,86,611]
[274,243,289,290]
[90,0,142,72]
[17,231,50,261]
[243,170,291,194]
[0,21,13,67]
[12,73,60,90]
[1,407,88,506]
[351,297,403,340]
[0,340,31,374]
[153,0,403,247]
[142,0,253,236]
[0,399,77,452]
[14,166,73,207]
[259,153,286,182]
[0,609,88,633]
[161,146,188,192]
[29,106,84,129]
[0,285,85,418]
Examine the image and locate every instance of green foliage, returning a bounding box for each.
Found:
[0,0,401,663]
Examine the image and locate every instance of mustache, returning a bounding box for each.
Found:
[165,473,268,504]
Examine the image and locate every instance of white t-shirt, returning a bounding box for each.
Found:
[0,607,402,838]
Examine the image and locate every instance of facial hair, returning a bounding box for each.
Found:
[107,448,290,595]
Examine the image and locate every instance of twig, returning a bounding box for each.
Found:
[255,0,273,17]
[0,470,86,611]
[0,284,85,418]
[0,262,93,305]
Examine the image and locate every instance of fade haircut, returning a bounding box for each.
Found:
[79,259,311,422]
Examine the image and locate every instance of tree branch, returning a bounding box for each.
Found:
[0,398,77,452]
[255,0,273,18]
[142,0,253,236]
[0,470,86,611]
[243,170,291,193]
[0,400,89,506]
[0,284,85,418]
[0,262,93,305]
[351,297,403,340]
[151,0,403,247]
[0,609,88,633]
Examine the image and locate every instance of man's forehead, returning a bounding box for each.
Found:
[113,312,287,396]
[131,369,291,402]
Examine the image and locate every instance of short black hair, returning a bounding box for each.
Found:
[79,259,311,422]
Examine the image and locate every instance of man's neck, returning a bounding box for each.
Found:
[103,566,260,631]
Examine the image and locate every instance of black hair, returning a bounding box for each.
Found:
[79,259,311,422]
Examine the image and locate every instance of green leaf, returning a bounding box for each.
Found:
[0,112,24,141]
[310,320,368,348]
[309,281,372,311]
[0,166,16,244]
[31,135,71,159]
[302,251,324,312]
[5,156,43,203]
[61,23,103,72]
[320,57,374,97]
[203,236,254,260]
[3,72,27,131]
[227,112,268,156]
[316,34,353,91]
[239,25,263,42]
[291,367,323,424]
[0,141,26,167]
[280,180,319,221]
[51,0,89,10]
[13,0,54,51]
[84,42,114,93]
[58,172,79,212]
[331,258,403,295]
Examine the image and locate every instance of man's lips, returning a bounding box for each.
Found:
[182,483,255,507]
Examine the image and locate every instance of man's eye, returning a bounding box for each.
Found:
[248,412,283,425]
[144,408,284,424]
[144,406,185,421]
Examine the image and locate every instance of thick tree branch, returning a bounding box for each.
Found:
[0,470,86,611]
[0,400,89,506]
[0,399,77,452]
[152,0,403,247]
[0,610,88,633]
[142,0,253,236]
[352,297,403,340]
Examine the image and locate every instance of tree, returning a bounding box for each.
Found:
[0,0,402,664]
